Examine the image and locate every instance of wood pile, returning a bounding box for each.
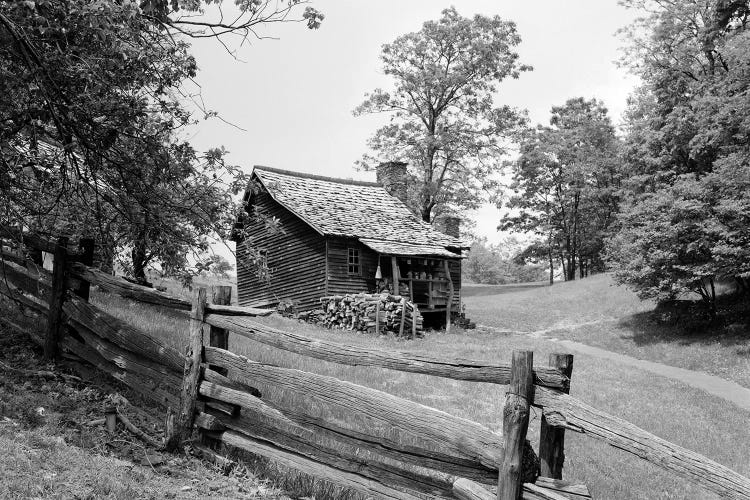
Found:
[317,293,423,337]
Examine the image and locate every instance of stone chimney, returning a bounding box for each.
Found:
[443,216,460,239]
[376,161,408,204]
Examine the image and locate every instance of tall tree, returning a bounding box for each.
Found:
[502,98,621,282]
[608,0,750,308]
[354,7,529,223]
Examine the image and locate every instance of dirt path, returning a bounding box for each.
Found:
[480,320,750,411]
[545,338,750,411]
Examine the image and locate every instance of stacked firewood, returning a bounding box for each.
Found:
[318,293,423,338]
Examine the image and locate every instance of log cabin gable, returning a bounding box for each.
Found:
[234,187,327,311]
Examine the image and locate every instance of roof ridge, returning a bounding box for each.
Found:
[253,165,382,187]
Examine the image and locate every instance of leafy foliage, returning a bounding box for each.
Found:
[354,7,529,222]
[462,236,546,284]
[0,0,319,282]
[502,98,621,281]
[609,0,750,310]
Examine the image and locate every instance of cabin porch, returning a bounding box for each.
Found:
[375,255,461,320]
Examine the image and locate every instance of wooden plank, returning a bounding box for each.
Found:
[205,304,273,317]
[443,260,453,333]
[165,288,207,451]
[522,483,572,500]
[201,398,456,496]
[0,226,58,254]
[44,237,68,360]
[194,411,226,432]
[453,478,590,500]
[219,430,422,500]
[0,258,51,302]
[499,351,534,500]
[63,295,184,372]
[201,314,568,389]
[539,354,574,480]
[0,279,49,318]
[69,262,272,316]
[200,371,494,483]
[68,262,190,310]
[533,478,590,498]
[534,386,750,500]
[452,477,493,500]
[59,335,179,408]
[203,346,505,473]
[209,286,232,377]
[73,324,182,386]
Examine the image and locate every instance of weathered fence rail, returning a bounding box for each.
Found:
[1,230,750,500]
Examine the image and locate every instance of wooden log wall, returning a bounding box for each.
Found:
[235,191,326,311]
[326,237,378,296]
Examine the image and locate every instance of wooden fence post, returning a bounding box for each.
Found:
[74,237,95,301]
[165,287,207,451]
[209,285,232,376]
[498,350,533,500]
[44,236,68,361]
[539,353,574,480]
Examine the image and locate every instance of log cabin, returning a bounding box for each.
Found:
[232,164,467,327]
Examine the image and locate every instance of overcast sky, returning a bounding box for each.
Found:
[186,0,641,245]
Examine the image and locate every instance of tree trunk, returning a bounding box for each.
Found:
[547,242,554,286]
[566,254,575,281]
[131,238,148,284]
[559,254,567,281]
[579,256,585,279]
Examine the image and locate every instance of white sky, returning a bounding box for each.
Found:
[186,1,641,245]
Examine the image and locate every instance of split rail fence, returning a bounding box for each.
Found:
[1,230,749,500]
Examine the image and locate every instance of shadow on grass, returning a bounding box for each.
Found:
[615,293,750,355]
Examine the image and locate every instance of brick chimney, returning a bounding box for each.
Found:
[376,161,408,204]
[443,216,460,239]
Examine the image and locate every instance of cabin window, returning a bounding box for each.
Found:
[347,248,360,275]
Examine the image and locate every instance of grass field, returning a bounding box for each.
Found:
[89,274,750,500]
[465,274,750,388]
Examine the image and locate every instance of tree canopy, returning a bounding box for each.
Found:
[354,7,529,223]
[0,0,320,282]
[607,0,750,310]
[502,98,621,282]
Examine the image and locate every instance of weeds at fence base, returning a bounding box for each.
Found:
[220,443,364,500]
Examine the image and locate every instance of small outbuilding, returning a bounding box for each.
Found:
[232,163,467,327]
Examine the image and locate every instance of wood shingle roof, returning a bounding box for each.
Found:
[251,166,465,258]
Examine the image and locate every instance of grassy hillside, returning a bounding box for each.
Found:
[87,275,750,500]
[463,273,750,388]
[465,273,653,331]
